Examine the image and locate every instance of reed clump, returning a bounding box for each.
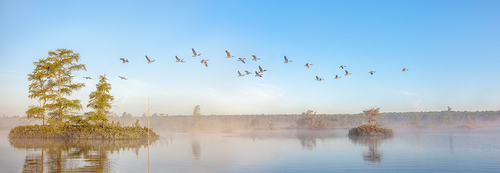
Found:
[8,124,159,139]
[348,124,394,137]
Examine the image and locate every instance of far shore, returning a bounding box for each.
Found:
[1,124,496,132]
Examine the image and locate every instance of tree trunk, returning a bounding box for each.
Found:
[57,67,62,124]
[42,99,46,126]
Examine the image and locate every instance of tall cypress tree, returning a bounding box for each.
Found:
[87,74,114,126]
[43,48,86,124]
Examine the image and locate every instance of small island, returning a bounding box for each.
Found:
[9,120,158,139]
[9,49,158,139]
[348,107,394,137]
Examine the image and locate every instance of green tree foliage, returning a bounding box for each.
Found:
[362,107,381,126]
[46,49,86,124]
[26,58,55,125]
[26,49,86,125]
[86,74,114,126]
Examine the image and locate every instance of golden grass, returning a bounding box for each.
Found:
[8,124,159,139]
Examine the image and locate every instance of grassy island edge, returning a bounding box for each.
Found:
[8,124,159,139]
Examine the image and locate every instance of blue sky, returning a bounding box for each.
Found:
[1,0,499,116]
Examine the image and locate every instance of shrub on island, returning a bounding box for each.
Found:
[348,107,394,137]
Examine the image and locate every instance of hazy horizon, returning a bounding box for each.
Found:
[1,0,500,117]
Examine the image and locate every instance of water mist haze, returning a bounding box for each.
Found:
[3,127,500,172]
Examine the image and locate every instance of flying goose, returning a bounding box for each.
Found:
[119,58,129,63]
[175,56,185,62]
[225,50,234,58]
[284,56,292,63]
[252,55,260,61]
[119,76,127,80]
[345,70,352,76]
[369,71,376,75]
[238,71,244,77]
[245,71,252,75]
[200,59,208,67]
[315,76,324,81]
[258,66,267,73]
[255,71,263,77]
[339,65,346,69]
[334,75,341,79]
[145,55,155,63]
[192,48,201,57]
[402,68,408,71]
[83,77,92,79]
[238,58,246,64]
[305,63,312,69]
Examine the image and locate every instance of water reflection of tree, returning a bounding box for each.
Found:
[192,140,201,159]
[295,131,335,150]
[10,138,155,173]
[22,150,44,172]
[349,136,393,163]
[233,130,340,150]
[296,133,318,150]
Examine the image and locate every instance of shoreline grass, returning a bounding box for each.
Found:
[8,124,159,139]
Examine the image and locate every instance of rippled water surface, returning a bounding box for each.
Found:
[1,127,499,172]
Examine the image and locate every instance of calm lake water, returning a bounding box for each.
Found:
[1,127,499,173]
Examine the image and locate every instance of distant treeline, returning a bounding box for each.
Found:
[3,110,498,131]
[111,110,500,131]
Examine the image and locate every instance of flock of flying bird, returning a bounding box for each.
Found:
[82,48,409,81]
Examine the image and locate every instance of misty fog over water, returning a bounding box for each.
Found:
[2,127,500,172]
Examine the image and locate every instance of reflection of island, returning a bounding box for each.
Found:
[232,130,340,150]
[192,140,201,159]
[349,136,393,163]
[10,138,156,173]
